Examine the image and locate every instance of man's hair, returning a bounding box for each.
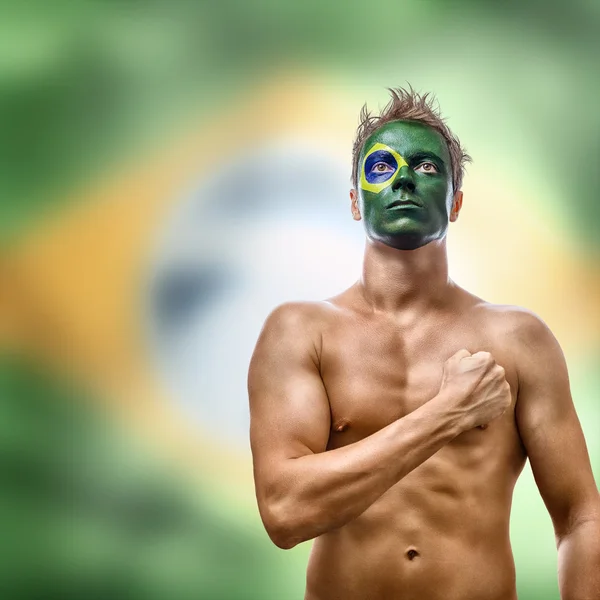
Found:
[351,86,471,191]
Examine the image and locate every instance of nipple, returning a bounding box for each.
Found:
[406,548,420,561]
[333,418,350,433]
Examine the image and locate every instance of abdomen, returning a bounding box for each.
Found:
[305,450,522,600]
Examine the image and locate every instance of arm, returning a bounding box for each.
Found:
[248,303,508,549]
[248,302,463,549]
[514,311,600,600]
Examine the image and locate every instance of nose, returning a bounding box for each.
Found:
[392,166,415,193]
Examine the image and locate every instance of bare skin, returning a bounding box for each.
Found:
[249,236,600,599]
[248,120,600,599]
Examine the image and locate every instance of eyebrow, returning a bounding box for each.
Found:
[406,151,446,167]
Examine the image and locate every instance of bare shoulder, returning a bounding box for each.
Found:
[472,300,554,342]
[471,301,566,382]
[260,300,337,339]
[251,300,339,367]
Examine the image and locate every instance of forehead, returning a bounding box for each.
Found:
[361,120,450,164]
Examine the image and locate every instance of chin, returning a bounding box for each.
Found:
[373,230,434,251]
[385,237,430,251]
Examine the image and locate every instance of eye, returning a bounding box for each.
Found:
[371,162,394,173]
[414,162,438,174]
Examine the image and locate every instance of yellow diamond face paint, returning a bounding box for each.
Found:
[360,142,408,194]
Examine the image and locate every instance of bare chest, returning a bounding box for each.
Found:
[319,313,519,450]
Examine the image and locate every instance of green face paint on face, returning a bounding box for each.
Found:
[357,120,455,251]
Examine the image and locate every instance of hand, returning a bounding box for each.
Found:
[438,349,512,431]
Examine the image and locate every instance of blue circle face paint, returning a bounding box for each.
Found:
[364,150,398,185]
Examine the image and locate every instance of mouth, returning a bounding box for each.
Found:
[386,199,422,210]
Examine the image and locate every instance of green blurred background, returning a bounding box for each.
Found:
[1,1,599,598]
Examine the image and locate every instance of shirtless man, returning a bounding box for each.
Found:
[248,87,600,599]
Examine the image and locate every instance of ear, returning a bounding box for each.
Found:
[449,190,463,222]
[350,189,362,221]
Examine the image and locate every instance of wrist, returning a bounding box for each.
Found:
[430,388,468,436]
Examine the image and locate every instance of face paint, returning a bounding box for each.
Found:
[356,120,455,251]
[360,143,408,194]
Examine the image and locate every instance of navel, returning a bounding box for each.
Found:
[405,548,420,561]
[333,418,350,433]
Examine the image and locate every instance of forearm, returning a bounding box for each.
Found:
[557,515,600,600]
[267,390,463,548]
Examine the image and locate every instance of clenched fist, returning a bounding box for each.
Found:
[438,349,512,431]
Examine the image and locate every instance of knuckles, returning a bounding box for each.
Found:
[471,351,494,367]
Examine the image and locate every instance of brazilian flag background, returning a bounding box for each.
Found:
[1,1,599,599]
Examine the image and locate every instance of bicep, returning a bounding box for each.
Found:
[515,313,598,535]
[248,304,331,499]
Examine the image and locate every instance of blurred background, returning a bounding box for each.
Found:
[1,1,599,598]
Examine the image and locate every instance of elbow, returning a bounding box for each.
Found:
[260,500,304,550]
[270,531,299,551]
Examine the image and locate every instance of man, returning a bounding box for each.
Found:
[248,87,600,599]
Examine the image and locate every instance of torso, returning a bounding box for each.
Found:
[304,284,527,600]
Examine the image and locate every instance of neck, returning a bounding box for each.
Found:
[358,236,454,314]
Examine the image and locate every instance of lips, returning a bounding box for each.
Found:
[386,198,422,209]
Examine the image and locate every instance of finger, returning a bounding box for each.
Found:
[450,348,472,361]
[470,351,495,366]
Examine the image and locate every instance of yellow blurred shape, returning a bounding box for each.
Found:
[1,69,599,480]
